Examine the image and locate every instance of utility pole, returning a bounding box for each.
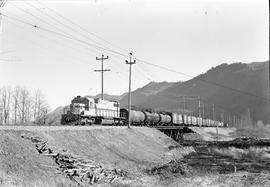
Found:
[198,96,201,117]
[0,0,8,52]
[0,1,7,31]
[202,103,205,126]
[268,61,270,119]
[221,109,224,124]
[95,54,110,100]
[198,96,201,126]
[212,104,215,121]
[125,53,136,128]
[183,96,186,114]
[213,104,218,140]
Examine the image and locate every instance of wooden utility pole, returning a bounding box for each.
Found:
[95,54,110,100]
[212,104,215,121]
[0,0,8,52]
[125,53,136,128]
[183,96,186,114]
[221,109,224,124]
[213,104,218,140]
[198,96,201,126]
[202,103,205,126]
[198,96,201,117]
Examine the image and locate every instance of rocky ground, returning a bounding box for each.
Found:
[146,136,270,187]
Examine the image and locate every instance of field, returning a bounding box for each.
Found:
[0,125,270,186]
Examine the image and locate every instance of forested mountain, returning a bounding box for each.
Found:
[120,61,270,124]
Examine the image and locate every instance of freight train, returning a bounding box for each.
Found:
[61,96,228,127]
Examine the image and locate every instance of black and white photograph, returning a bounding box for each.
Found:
[0,0,269,186]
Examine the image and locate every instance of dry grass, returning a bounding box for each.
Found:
[189,127,236,141]
[235,125,270,139]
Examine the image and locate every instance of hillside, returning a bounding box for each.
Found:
[46,106,65,125]
[91,93,127,102]
[120,61,270,124]
[120,81,176,109]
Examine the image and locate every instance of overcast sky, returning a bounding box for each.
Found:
[0,0,268,109]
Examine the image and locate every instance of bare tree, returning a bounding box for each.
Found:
[18,87,30,124]
[13,86,20,124]
[0,86,12,125]
[32,90,50,125]
[0,86,50,125]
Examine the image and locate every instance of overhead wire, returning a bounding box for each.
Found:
[25,0,151,84]
[22,0,114,52]
[3,14,99,68]
[1,6,269,102]
[0,0,8,8]
[2,10,146,85]
[35,0,130,54]
[2,9,142,87]
[9,2,77,40]
[1,13,129,59]
[0,50,13,54]
[0,58,21,62]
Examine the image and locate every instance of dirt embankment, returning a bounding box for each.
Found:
[0,126,193,187]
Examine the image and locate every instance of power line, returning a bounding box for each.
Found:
[0,58,21,62]
[22,0,113,52]
[2,12,269,102]
[1,13,129,58]
[0,50,13,54]
[35,0,130,54]
[9,2,76,39]
[14,1,148,85]
[3,12,146,86]
[0,0,8,8]
[2,16,103,68]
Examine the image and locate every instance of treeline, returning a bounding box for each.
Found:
[0,86,50,125]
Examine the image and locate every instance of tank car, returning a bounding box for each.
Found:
[143,111,160,125]
[120,108,145,125]
[159,113,172,125]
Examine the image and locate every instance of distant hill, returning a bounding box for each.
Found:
[91,93,127,102]
[46,106,65,125]
[120,81,176,109]
[120,61,270,124]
